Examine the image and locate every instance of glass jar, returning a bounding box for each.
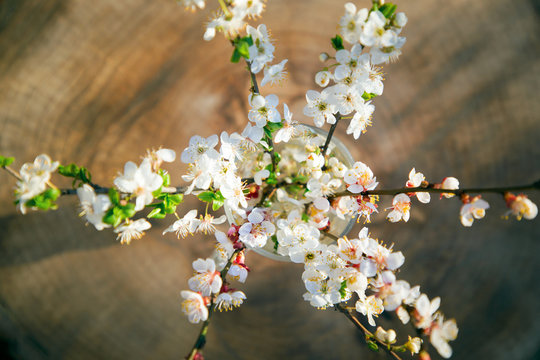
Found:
[225,124,356,262]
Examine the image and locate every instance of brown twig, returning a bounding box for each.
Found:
[331,180,540,199]
[185,248,242,360]
[336,303,403,360]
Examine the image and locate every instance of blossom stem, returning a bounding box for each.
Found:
[321,113,342,157]
[331,179,540,199]
[245,59,278,174]
[217,0,231,18]
[336,303,403,360]
[1,165,22,181]
[185,248,242,360]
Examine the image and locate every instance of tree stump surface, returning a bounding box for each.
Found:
[0,0,539,359]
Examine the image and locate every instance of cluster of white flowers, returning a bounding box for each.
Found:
[303,2,407,140]
[79,148,176,244]
[181,229,249,323]
[339,2,407,64]
[396,293,459,358]
[201,0,266,41]
[15,154,59,214]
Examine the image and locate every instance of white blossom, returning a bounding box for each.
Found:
[355,295,384,326]
[114,219,151,245]
[181,290,208,324]
[188,258,222,296]
[387,193,411,222]
[180,135,219,164]
[460,197,489,227]
[114,158,163,211]
[77,184,111,230]
[248,93,281,127]
[430,317,458,359]
[261,59,288,87]
[303,89,337,127]
[274,104,298,143]
[163,209,200,238]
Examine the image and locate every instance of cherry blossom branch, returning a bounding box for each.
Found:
[245,59,278,175]
[185,248,242,360]
[331,179,540,199]
[58,186,188,196]
[335,303,403,360]
[321,113,342,157]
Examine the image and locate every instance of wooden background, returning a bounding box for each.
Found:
[1,0,539,359]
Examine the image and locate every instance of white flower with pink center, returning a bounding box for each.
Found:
[180,290,208,324]
[344,161,378,193]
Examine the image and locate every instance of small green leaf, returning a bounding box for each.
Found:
[362,92,377,101]
[271,235,279,250]
[367,340,379,352]
[339,280,348,299]
[159,169,171,187]
[148,207,166,219]
[265,175,277,185]
[120,203,136,218]
[331,35,345,51]
[264,122,283,133]
[230,49,242,63]
[109,188,120,205]
[236,40,250,58]
[292,175,308,183]
[168,194,183,205]
[198,191,216,203]
[212,199,224,211]
[103,209,120,226]
[379,3,397,18]
[0,155,15,167]
[301,213,310,222]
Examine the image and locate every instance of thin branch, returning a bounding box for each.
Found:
[336,303,402,360]
[331,180,540,199]
[321,113,342,157]
[2,165,22,181]
[185,248,242,360]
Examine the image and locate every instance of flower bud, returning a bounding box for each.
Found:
[504,193,538,220]
[418,350,431,360]
[319,52,329,62]
[406,336,422,354]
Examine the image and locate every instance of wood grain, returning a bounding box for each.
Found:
[0,0,539,359]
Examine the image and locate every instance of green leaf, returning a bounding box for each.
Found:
[58,163,79,177]
[379,3,397,18]
[0,155,15,167]
[120,203,136,218]
[264,122,283,133]
[109,188,120,205]
[271,235,279,250]
[265,175,277,185]
[103,209,120,226]
[362,92,378,101]
[339,280,348,299]
[168,194,183,205]
[331,35,345,51]
[301,213,310,222]
[236,40,250,58]
[197,191,216,203]
[212,199,224,211]
[273,152,281,164]
[159,169,171,187]
[230,48,242,63]
[367,341,379,352]
[292,175,308,183]
[148,207,166,219]
[58,163,92,186]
